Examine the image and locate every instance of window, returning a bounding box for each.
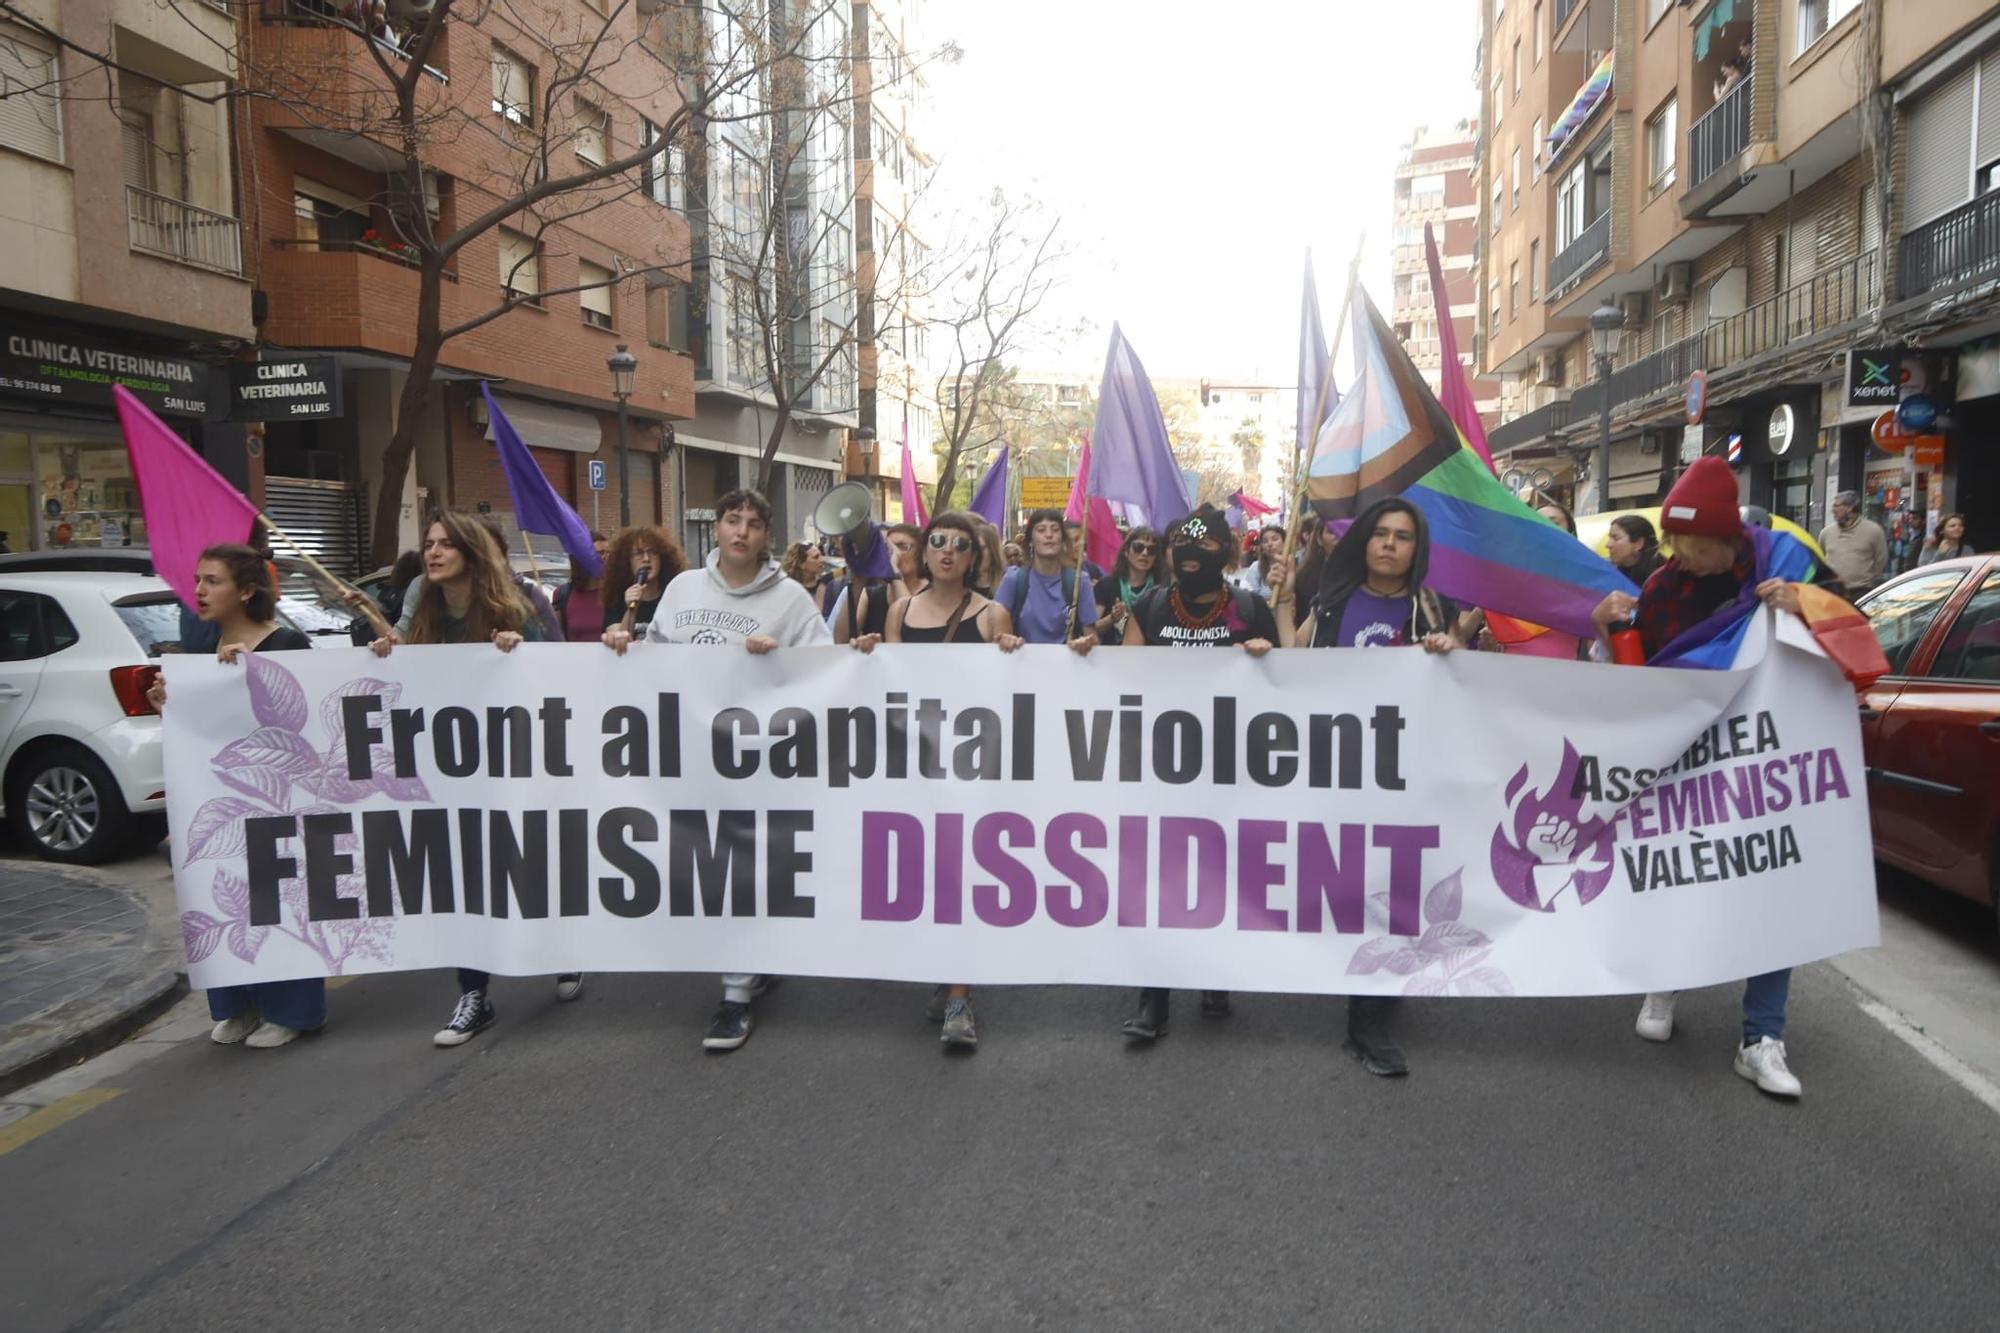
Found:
[1646,98,1678,192]
[1511,40,1521,101]
[1492,177,1503,234]
[647,276,692,352]
[0,26,62,161]
[1490,69,1503,128]
[641,118,685,209]
[1511,147,1522,209]
[1556,163,1585,246]
[498,227,540,300]
[1798,0,1861,55]
[293,179,370,246]
[1531,117,1545,178]
[579,259,614,328]
[1529,238,1541,301]
[1532,2,1543,62]
[1509,260,1520,319]
[1861,570,1965,675]
[574,101,607,166]
[0,590,68,661]
[1929,574,2000,680]
[727,273,760,386]
[491,45,534,125]
[1647,0,1671,26]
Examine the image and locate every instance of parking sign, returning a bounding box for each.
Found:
[588,459,608,491]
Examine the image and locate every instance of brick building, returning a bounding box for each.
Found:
[1390,122,1501,429]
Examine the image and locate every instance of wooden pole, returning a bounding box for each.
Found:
[255,514,391,640]
[1279,236,1368,573]
[1066,486,1091,641]
[519,528,543,584]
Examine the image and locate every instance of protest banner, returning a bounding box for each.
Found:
[162,613,1877,996]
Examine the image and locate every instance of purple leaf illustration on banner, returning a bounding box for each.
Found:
[214,725,321,777]
[298,753,374,805]
[1346,936,1401,976]
[1417,921,1490,956]
[184,796,260,863]
[181,910,226,964]
[318,676,401,739]
[1405,975,1450,997]
[226,919,267,963]
[1350,866,1520,998]
[375,768,430,803]
[213,867,251,920]
[1457,967,1517,997]
[1424,871,1463,926]
[245,651,308,732]
[1381,946,1427,975]
[215,763,291,810]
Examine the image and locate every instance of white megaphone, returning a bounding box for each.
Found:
[813,481,895,580]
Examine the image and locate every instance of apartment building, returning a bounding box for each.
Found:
[1391,123,1501,427]
[0,0,255,554]
[1477,0,2000,568]
[842,0,936,524]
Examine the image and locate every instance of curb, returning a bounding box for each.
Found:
[0,966,188,1100]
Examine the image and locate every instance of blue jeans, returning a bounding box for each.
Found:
[1741,969,1791,1044]
[208,979,326,1031]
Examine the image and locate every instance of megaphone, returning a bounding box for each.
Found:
[813,481,896,580]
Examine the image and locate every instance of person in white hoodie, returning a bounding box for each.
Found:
[603,488,830,1052]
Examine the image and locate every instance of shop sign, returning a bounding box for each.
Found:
[1767,404,1796,456]
[226,356,342,421]
[1845,349,1903,406]
[0,323,211,418]
[1019,475,1074,508]
[1870,408,1944,458]
[1912,437,1946,468]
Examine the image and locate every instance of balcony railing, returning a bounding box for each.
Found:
[1688,71,1751,189]
[1898,191,2000,300]
[1547,211,1610,297]
[126,187,243,275]
[1488,399,1572,453]
[1703,247,1880,369]
[270,236,459,281]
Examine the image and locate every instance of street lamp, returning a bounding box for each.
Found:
[608,343,638,528]
[1588,301,1625,513]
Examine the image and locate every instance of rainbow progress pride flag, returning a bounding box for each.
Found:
[1307,295,1628,640]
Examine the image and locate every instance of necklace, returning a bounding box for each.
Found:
[1169,586,1228,628]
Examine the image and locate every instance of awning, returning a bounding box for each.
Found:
[1548,50,1615,165]
[485,394,603,454]
[1693,0,1744,62]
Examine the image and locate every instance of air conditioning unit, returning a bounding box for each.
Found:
[1533,352,1564,387]
[1619,291,1650,324]
[1656,261,1693,302]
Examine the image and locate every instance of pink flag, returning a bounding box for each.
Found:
[115,384,260,610]
[899,439,930,527]
[1425,222,1497,474]
[1064,437,1121,572]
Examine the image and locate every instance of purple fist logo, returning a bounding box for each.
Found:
[1490,741,1617,912]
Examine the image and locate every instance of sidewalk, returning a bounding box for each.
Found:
[0,862,184,1097]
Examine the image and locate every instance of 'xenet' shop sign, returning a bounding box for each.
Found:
[0,325,212,418]
[227,357,342,421]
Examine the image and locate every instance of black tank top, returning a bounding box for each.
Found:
[900,599,989,644]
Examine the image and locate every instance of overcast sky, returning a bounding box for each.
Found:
[921,0,1481,383]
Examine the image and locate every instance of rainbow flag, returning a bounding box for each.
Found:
[1307,294,1627,639]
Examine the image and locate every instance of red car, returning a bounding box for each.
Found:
[1857,554,2000,928]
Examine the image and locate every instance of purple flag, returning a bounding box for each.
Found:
[1084,325,1190,529]
[968,445,1009,526]
[483,383,602,577]
[1296,251,1337,451]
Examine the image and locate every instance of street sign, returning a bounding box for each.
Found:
[227,356,342,421]
[1019,475,1073,508]
[588,459,608,491]
[1684,370,1707,425]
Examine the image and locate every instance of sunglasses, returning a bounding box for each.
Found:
[1127,541,1158,554]
[927,532,973,553]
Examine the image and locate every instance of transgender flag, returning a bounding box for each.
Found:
[1308,293,1626,639]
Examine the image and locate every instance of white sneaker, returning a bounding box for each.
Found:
[1634,992,1676,1042]
[1734,1036,1803,1098]
[245,1022,303,1049]
[555,973,584,1001]
[210,1014,260,1045]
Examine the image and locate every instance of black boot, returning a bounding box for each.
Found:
[1343,996,1408,1077]
[1200,990,1232,1019]
[1122,988,1170,1041]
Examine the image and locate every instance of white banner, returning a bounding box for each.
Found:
[163,615,1878,996]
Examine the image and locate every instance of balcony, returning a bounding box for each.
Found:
[1688,73,1752,191]
[127,187,244,275]
[1898,191,2000,302]
[1488,399,1573,454]
[1547,211,1610,299]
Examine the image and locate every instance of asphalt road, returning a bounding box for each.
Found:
[4,948,1999,1331]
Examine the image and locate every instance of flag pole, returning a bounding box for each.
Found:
[1066,479,1091,641]
[520,528,543,583]
[254,514,391,640]
[1280,235,1367,572]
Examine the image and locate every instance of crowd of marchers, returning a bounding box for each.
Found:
[150,455,1882,1103]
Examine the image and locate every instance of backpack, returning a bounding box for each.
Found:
[1004,565,1078,631]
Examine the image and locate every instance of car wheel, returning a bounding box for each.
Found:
[8,746,132,865]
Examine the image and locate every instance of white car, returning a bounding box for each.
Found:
[0,570,177,863]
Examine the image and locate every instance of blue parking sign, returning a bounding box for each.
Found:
[588,459,608,491]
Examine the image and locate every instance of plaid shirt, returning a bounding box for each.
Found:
[1635,536,1756,661]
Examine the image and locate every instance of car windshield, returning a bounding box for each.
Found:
[112,597,186,657]
[276,595,352,635]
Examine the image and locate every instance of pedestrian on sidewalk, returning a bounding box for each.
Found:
[852,511,1023,1049]
[1272,497,1463,1077]
[370,512,576,1047]
[1074,504,1274,1041]
[1818,490,1888,592]
[149,545,322,1050]
[603,489,832,1053]
[1591,456,1823,1099]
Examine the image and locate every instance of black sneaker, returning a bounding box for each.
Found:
[702,1000,754,1052]
[1200,990,1232,1019]
[1121,988,1169,1041]
[433,989,495,1048]
[1344,996,1408,1077]
[555,973,584,1001]
[925,984,950,1023]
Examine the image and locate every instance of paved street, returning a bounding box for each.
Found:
[1,839,1997,1330]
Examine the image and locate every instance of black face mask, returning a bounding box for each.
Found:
[1173,542,1227,595]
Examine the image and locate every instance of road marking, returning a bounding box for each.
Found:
[1856,999,2000,1119]
[0,1088,124,1157]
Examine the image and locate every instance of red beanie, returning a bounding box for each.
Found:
[1659,456,1742,539]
